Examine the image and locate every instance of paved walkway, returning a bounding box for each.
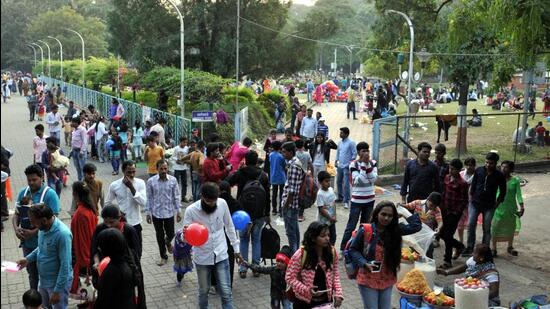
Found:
[2,94,549,308]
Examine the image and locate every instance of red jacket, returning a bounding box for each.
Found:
[70,203,98,293]
[202,157,228,184]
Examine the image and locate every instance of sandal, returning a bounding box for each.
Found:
[507,247,518,256]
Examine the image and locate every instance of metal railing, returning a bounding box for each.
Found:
[372,111,550,174]
[41,76,192,142]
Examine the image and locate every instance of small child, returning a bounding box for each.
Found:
[22,289,43,309]
[316,171,337,246]
[37,102,45,121]
[173,228,193,287]
[63,115,72,147]
[245,245,292,309]
[404,191,442,231]
[109,130,123,175]
[535,121,546,147]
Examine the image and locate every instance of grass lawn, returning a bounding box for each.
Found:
[376,98,549,174]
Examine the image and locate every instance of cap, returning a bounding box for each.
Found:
[319,117,325,122]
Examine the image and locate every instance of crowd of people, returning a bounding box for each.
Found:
[0,72,533,309]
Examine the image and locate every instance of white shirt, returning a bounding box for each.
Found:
[151,124,166,147]
[183,199,240,265]
[316,188,336,224]
[105,177,147,226]
[172,145,189,171]
[46,112,62,133]
[94,121,108,143]
[300,116,318,139]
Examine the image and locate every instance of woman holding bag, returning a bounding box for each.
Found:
[285,221,344,308]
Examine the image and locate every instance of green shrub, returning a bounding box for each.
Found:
[257,90,289,117]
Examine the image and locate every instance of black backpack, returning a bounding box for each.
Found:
[239,173,267,220]
[261,223,280,262]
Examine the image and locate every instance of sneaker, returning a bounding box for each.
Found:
[156,258,168,266]
[461,248,473,257]
[343,203,349,209]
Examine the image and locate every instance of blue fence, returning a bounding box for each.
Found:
[41,76,192,142]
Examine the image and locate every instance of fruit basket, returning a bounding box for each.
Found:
[401,247,420,264]
[423,290,455,309]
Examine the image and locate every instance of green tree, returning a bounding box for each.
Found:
[25,6,108,71]
[444,0,498,154]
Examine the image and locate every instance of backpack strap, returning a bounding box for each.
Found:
[362,223,373,243]
[23,186,30,198]
[39,186,50,204]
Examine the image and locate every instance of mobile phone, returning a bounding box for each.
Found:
[368,261,382,273]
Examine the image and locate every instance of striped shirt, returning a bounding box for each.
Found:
[349,160,378,204]
[145,174,181,219]
[282,157,304,209]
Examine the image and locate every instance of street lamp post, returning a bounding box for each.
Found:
[47,36,63,80]
[345,45,354,77]
[66,29,85,100]
[27,44,37,68]
[416,48,431,80]
[30,43,45,75]
[37,40,51,77]
[387,9,414,158]
[166,0,185,121]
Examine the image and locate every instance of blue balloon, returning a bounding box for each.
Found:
[546,116,550,122]
[231,210,251,231]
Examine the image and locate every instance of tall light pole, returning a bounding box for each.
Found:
[387,9,414,158]
[166,0,185,120]
[47,36,63,80]
[37,40,51,77]
[30,43,45,75]
[66,29,85,90]
[27,44,37,69]
[345,45,354,77]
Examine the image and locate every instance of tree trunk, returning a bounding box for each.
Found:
[455,83,469,155]
[519,69,532,148]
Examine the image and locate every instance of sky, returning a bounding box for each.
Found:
[292,0,316,6]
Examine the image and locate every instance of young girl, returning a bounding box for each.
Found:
[173,228,193,287]
[457,157,476,249]
[285,221,344,309]
[117,120,129,162]
[37,98,45,121]
[246,245,293,309]
[349,201,402,309]
[132,120,144,161]
[109,129,123,175]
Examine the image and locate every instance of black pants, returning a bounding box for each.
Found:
[347,102,356,119]
[437,119,451,143]
[28,104,36,121]
[442,212,464,263]
[271,184,284,214]
[91,139,98,158]
[174,170,188,200]
[152,216,175,259]
[133,223,143,259]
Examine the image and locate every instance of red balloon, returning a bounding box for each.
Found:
[98,257,111,277]
[184,223,209,246]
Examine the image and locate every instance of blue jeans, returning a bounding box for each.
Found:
[39,282,71,309]
[71,149,87,181]
[23,246,39,290]
[196,259,233,309]
[467,204,496,249]
[336,166,351,203]
[239,217,265,272]
[358,285,392,309]
[50,131,61,144]
[191,172,202,202]
[340,201,374,251]
[307,91,312,102]
[283,207,300,254]
[47,177,63,197]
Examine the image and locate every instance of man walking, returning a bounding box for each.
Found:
[335,127,356,209]
[13,164,60,290]
[145,159,181,266]
[463,152,506,256]
[70,116,88,181]
[281,142,305,254]
[226,151,270,278]
[300,108,318,143]
[339,142,377,255]
[105,160,147,257]
[46,104,62,143]
[183,182,243,309]
[173,136,190,202]
[17,204,72,309]
[401,142,441,203]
